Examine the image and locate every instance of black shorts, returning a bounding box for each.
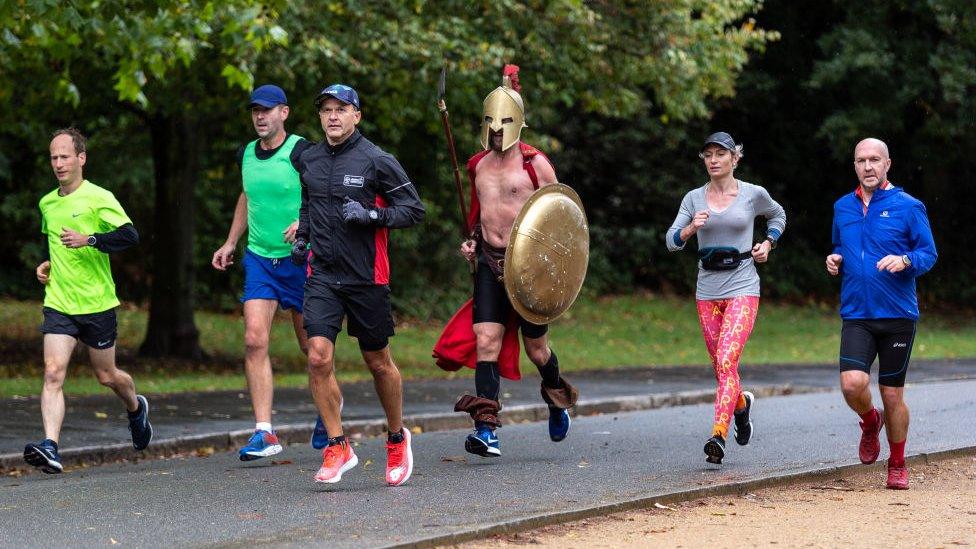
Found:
[473,253,548,339]
[839,319,917,387]
[303,276,394,351]
[40,307,118,350]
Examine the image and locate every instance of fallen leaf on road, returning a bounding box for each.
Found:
[811,485,855,492]
[236,513,264,520]
[711,512,726,516]
[94,411,108,419]
[888,502,909,506]
[653,503,676,511]
[577,459,590,468]
[410,426,423,434]
[441,455,467,463]
[195,447,215,457]
[362,459,373,470]
[271,460,292,466]
[110,538,118,545]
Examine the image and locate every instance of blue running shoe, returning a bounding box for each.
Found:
[128,394,153,451]
[239,430,283,461]
[24,439,63,474]
[311,416,329,450]
[464,426,500,457]
[548,407,571,442]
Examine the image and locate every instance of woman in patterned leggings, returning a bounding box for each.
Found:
[665,131,787,464]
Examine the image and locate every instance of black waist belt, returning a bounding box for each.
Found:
[698,247,752,271]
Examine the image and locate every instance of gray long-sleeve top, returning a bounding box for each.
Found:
[666,181,786,300]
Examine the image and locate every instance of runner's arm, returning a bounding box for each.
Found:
[373,154,425,229]
[92,223,139,253]
[297,173,310,241]
[904,201,938,276]
[665,193,696,251]
[222,193,248,247]
[755,185,786,243]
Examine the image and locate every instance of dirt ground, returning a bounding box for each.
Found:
[462,455,976,548]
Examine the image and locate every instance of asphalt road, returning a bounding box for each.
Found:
[2,379,974,548]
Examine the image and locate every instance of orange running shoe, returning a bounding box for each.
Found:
[886,464,909,490]
[858,408,884,464]
[314,440,358,484]
[386,427,414,487]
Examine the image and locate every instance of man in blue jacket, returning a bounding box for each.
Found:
[825,137,937,490]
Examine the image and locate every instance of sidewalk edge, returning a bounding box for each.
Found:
[0,383,823,472]
[389,445,976,549]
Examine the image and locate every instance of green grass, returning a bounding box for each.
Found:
[2,296,975,397]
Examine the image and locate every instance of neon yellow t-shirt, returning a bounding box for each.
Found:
[39,180,131,314]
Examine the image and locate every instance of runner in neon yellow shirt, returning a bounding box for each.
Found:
[24,129,152,474]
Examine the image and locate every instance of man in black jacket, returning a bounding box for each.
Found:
[294,84,424,487]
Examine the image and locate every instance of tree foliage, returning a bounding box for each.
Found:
[0,1,777,344]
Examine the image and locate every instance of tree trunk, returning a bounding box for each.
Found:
[138,111,204,359]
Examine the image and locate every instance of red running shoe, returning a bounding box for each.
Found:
[386,427,414,487]
[314,441,358,484]
[886,464,909,490]
[859,408,884,464]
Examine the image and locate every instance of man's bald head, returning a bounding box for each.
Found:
[854,138,889,159]
[853,137,892,191]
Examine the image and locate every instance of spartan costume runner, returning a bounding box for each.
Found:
[434,65,580,458]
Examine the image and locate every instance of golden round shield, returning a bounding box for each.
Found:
[504,183,589,325]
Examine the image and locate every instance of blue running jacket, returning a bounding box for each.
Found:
[831,185,937,320]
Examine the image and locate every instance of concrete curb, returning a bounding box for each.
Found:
[0,383,820,472]
[391,444,976,549]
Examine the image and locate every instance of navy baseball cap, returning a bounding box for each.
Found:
[702,131,737,151]
[315,83,360,110]
[248,84,288,108]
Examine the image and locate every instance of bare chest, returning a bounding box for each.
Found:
[475,161,535,205]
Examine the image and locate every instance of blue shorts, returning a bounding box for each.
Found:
[241,249,306,312]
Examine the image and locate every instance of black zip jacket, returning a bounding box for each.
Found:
[297,130,425,285]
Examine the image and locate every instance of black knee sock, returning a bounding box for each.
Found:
[537,350,561,389]
[475,360,500,402]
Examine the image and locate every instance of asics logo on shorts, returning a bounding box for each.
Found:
[342,175,365,187]
[892,342,907,348]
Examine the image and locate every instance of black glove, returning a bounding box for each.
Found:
[343,197,378,225]
[290,237,309,266]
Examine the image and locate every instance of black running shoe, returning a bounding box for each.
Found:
[733,391,755,446]
[128,395,153,451]
[704,435,726,464]
[24,439,63,474]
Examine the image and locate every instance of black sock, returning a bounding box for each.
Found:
[475,360,500,401]
[127,399,143,419]
[327,435,346,447]
[387,429,404,443]
[537,350,561,388]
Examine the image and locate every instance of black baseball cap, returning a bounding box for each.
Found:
[701,131,737,151]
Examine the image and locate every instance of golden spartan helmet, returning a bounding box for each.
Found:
[481,74,527,152]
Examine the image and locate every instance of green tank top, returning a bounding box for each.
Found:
[242,134,303,258]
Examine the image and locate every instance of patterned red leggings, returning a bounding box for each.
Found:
[696,296,760,438]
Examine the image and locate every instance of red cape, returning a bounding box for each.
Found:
[432,142,553,380]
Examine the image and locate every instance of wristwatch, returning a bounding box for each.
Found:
[765,236,777,249]
[901,254,911,267]
[87,235,96,247]
[368,209,379,221]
